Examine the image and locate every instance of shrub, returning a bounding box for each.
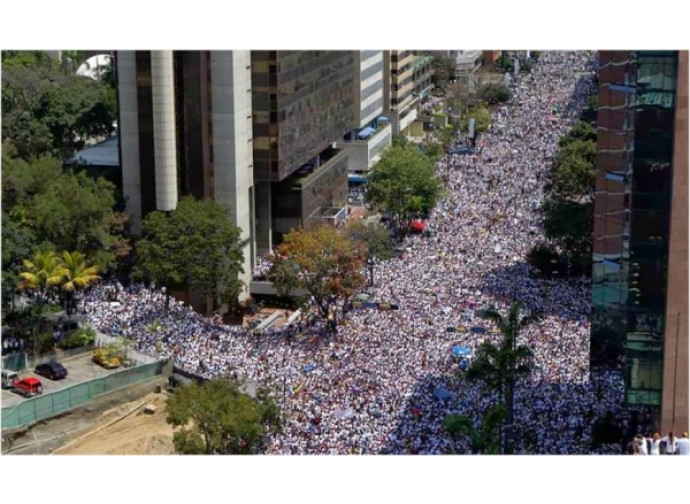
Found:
[60,326,96,349]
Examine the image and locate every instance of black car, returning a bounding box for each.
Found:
[34,361,68,380]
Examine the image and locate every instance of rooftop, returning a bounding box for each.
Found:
[67,136,120,167]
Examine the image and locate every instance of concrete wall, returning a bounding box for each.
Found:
[661,50,689,434]
[210,51,255,300]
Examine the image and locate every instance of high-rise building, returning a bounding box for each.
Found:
[250,51,357,254]
[386,50,419,136]
[336,51,393,174]
[116,50,255,300]
[590,50,688,433]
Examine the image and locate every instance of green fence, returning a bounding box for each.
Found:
[2,353,27,372]
[1,360,165,431]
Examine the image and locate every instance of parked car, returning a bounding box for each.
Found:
[34,361,68,380]
[92,347,122,369]
[1,369,19,389]
[13,377,43,397]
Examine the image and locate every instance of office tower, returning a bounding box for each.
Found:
[591,50,688,433]
[116,50,254,300]
[336,51,393,174]
[386,50,419,136]
[250,51,357,254]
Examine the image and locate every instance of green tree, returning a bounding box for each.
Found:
[1,210,39,309]
[366,144,443,232]
[2,53,117,161]
[548,140,596,200]
[55,250,101,316]
[2,153,122,273]
[422,140,444,162]
[2,51,57,69]
[268,225,366,319]
[558,121,596,148]
[166,379,281,455]
[542,121,597,276]
[133,196,246,314]
[460,104,491,134]
[391,134,409,148]
[478,83,512,104]
[466,301,538,454]
[431,55,457,89]
[443,404,508,454]
[344,220,395,261]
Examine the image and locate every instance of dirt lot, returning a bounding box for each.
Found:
[52,391,175,455]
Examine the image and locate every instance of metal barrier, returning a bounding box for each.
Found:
[1,360,165,431]
[1,353,27,372]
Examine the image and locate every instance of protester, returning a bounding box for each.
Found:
[83,51,647,454]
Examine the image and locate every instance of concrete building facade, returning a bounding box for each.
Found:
[116,50,254,300]
[250,51,357,254]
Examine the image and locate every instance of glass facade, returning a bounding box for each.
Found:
[591,51,678,406]
[251,51,357,182]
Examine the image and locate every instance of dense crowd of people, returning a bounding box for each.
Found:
[83,51,650,454]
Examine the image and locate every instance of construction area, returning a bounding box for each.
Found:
[2,375,171,455]
[52,391,175,455]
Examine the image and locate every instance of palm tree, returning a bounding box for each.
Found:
[55,251,101,316]
[444,405,508,454]
[466,301,539,454]
[18,250,64,307]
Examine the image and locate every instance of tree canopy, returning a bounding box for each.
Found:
[540,114,597,275]
[1,152,123,274]
[478,83,512,105]
[132,196,246,311]
[344,220,395,261]
[2,52,117,161]
[460,104,491,134]
[366,144,443,230]
[548,139,597,200]
[431,55,457,89]
[558,120,597,148]
[166,379,281,455]
[268,225,366,318]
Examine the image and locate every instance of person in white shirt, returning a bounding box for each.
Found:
[675,432,690,456]
[635,434,648,455]
[661,432,678,455]
[648,433,661,455]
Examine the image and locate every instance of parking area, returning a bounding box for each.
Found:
[1,352,124,408]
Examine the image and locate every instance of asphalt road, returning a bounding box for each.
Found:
[1,352,123,408]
